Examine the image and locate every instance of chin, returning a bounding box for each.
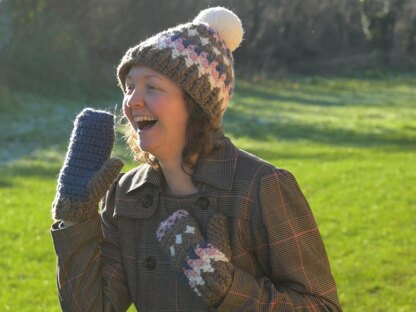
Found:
[137,138,156,155]
[138,140,150,153]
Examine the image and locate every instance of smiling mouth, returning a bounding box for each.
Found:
[133,116,158,131]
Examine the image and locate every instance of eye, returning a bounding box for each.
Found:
[125,84,134,93]
[146,83,158,91]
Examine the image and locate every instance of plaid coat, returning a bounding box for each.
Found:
[52,135,342,311]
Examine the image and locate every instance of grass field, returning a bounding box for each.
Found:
[0,75,415,311]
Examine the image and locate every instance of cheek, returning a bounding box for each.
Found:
[123,105,136,130]
[122,98,133,119]
[178,105,190,125]
[166,108,189,129]
[177,112,189,128]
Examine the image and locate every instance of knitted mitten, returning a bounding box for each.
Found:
[156,210,233,307]
[52,108,124,222]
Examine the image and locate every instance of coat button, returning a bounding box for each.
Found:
[141,195,153,208]
[197,197,210,210]
[144,256,157,270]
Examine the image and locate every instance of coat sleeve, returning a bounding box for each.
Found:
[51,174,132,312]
[216,169,342,311]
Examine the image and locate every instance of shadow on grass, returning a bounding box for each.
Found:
[0,159,61,187]
[0,140,133,182]
[240,148,351,162]
[0,91,122,164]
[235,80,415,108]
[0,179,13,188]
[236,86,345,107]
[223,112,415,150]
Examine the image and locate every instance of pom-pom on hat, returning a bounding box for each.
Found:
[117,7,244,127]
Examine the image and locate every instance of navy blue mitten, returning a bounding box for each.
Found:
[52,108,124,222]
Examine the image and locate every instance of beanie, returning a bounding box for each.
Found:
[117,7,244,127]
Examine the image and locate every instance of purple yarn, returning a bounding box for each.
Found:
[156,210,190,242]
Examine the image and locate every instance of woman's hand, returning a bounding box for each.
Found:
[157,211,233,307]
[52,108,124,223]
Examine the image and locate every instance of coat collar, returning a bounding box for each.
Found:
[125,134,239,193]
[192,135,238,190]
[125,164,163,193]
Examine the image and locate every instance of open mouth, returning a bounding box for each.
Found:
[133,116,158,131]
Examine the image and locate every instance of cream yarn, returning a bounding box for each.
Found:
[193,7,244,52]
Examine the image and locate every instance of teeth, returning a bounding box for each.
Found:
[133,116,157,122]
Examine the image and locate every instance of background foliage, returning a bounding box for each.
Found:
[1,0,416,97]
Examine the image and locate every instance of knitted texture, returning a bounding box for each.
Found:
[156,210,192,244]
[156,211,233,307]
[52,108,124,222]
[117,7,243,128]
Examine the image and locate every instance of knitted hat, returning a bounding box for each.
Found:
[117,7,244,127]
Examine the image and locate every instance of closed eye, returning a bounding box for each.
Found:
[125,84,134,93]
[146,83,158,91]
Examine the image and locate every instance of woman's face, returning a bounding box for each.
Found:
[123,65,189,162]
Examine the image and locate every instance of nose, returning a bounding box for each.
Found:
[124,88,145,109]
[123,88,145,121]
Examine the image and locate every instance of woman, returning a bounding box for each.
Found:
[51,7,342,311]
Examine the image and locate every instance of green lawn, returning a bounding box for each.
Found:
[1,75,415,311]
